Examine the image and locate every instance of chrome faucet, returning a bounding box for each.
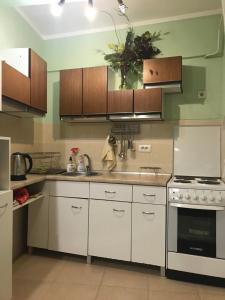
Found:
[83,154,91,174]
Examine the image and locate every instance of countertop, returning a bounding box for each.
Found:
[11,175,46,190]
[10,172,171,190]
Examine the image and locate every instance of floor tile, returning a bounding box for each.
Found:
[13,254,65,283]
[43,282,98,300]
[96,286,148,300]
[149,274,198,293]
[102,267,148,289]
[149,291,200,300]
[12,278,50,300]
[54,260,105,286]
[197,284,225,300]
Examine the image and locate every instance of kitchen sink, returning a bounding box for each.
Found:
[61,171,101,177]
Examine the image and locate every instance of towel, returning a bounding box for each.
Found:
[101,136,117,171]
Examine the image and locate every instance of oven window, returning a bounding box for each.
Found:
[177,208,216,258]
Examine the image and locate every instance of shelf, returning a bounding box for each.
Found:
[13,193,44,211]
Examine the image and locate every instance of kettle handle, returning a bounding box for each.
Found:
[23,154,33,174]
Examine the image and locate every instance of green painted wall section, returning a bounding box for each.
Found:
[0,6,44,55]
[43,14,224,121]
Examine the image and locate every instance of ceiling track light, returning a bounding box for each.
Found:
[85,0,97,22]
[50,0,65,17]
[117,0,127,15]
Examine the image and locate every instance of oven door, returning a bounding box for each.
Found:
[168,203,225,259]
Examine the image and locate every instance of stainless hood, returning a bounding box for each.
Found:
[61,113,162,123]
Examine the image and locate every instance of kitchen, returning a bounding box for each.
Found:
[1,0,225,299]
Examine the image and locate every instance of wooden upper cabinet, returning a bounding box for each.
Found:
[143,56,182,85]
[60,68,83,116]
[30,49,47,112]
[83,66,108,115]
[108,90,133,114]
[2,62,30,105]
[134,89,162,113]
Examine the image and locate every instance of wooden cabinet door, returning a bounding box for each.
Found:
[48,197,89,255]
[30,49,47,112]
[143,56,182,85]
[132,203,165,267]
[134,89,162,113]
[60,68,83,116]
[2,62,30,105]
[89,200,131,261]
[83,66,107,115]
[108,90,133,114]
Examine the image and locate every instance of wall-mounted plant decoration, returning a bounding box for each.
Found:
[101,26,162,89]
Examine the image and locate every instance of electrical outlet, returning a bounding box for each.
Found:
[198,90,206,99]
[138,145,152,153]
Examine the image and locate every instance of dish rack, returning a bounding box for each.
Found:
[29,152,63,174]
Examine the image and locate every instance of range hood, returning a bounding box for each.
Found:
[1,97,45,118]
[61,113,162,123]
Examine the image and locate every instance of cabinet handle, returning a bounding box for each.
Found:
[142,211,155,215]
[105,191,116,194]
[143,193,156,197]
[71,206,82,210]
[0,203,8,209]
[113,209,125,213]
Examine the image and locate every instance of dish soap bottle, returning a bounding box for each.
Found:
[67,156,75,173]
[77,155,86,173]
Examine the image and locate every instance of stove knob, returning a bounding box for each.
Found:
[209,196,215,202]
[216,196,222,204]
[201,195,207,202]
[178,194,183,200]
[193,195,199,201]
[185,194,191,200]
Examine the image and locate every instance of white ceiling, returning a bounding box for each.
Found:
[16,0,222,39]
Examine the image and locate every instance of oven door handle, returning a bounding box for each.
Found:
[169,203,225,211]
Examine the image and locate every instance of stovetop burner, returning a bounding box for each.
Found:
[174,180,192,183]
[175,176,195,180]
[198,180,221,185]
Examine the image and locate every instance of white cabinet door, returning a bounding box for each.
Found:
[89,200,131,261]
[27,195,49,249]
[0,191,12,300]
[132,203,165,267]
[48,197,88,256]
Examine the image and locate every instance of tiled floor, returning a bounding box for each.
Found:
[13,253,225,300]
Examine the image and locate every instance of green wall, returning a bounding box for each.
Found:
[0,6,44,55]
[44,14,224,121]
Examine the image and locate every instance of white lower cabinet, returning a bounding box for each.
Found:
[132,203,165,267]
[48,197,89,255]
[89,200,131,261]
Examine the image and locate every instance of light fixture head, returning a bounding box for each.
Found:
[50,0,65,17]
[85,0,97,22]
[117,0,127,14]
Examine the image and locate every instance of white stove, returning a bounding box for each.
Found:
[167,126,225,282]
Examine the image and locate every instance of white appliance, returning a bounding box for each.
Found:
[167,126,225,280]
[0,190,12,300]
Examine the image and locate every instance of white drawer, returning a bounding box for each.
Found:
[48,181,89,198]
[133,185,166,205]
[90,182,132,202]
